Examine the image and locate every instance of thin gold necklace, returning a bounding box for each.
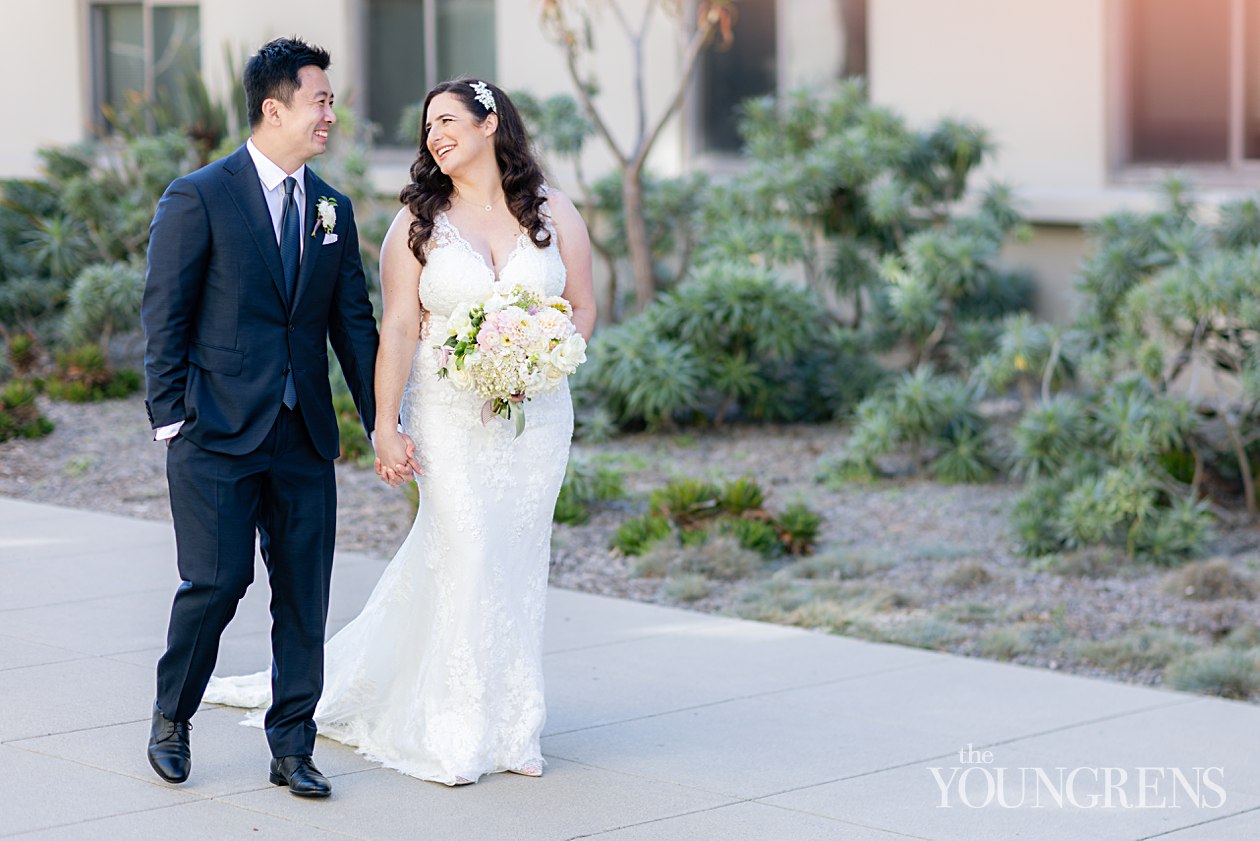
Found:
[454,191,501,213]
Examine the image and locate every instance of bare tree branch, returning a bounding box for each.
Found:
[558,43,629,166]
[632,15,715,166]
[607,0,635,40]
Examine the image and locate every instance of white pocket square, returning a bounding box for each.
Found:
[322,232,338,245]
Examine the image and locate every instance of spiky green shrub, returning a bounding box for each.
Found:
[723,517,783,558]
[709,83,1025,312]
[718,477,765,516]
[1010,395,1091,481]
[649,478,723,530]
[62,261,145,352]
[974,313,1059,404]
[614,475,823,562]
[1011,381,1213,564]
[1056,177,1260,522]
[43,344,139,403]
[5,334,39,377]
[553,460,627,525]
[825,366,991,482]
[611,514,673,556]
[0,378,54,442]
[776,503,822,555]
[575,260,880,428]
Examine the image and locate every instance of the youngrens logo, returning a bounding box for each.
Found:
[929,745,1227,809]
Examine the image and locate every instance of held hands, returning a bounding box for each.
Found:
[373,428,424,488]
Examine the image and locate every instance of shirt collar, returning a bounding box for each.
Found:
[246,137,306,196]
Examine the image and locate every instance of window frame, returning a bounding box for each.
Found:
[355,0,496,149]
[1108,0,1260,185]
[684,0,786,167]
[85,0,200,133]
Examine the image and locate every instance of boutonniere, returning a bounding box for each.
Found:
[312,196,337,237]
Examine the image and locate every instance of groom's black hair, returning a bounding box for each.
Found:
[244,37,332,127]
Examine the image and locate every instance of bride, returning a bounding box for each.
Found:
[204,78,596,786]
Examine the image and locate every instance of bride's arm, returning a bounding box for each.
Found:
[548,189,597,341]
[374,207,425,484]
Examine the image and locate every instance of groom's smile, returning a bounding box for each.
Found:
[258,64,337,172]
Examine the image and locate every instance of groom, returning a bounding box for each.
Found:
[141,37,397,797]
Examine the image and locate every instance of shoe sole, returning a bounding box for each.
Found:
[270,771,331,797]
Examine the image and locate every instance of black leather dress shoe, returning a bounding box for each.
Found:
[146,704,191,783]
[270,755,332,798]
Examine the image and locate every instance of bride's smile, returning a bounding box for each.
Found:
[424,91,498,176]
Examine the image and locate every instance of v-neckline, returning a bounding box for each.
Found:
[438,210,529,284]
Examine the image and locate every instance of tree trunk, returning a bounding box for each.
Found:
[1226,417,1257,519]
[623,167,655,311]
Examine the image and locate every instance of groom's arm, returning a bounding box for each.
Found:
[327,200,380,438]
[142,177,210,432]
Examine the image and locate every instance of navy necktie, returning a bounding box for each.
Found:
[280,176,299,409]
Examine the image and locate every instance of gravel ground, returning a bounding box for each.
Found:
[4,396,1259,697]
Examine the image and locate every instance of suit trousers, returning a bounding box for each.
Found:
[155,406,336,757]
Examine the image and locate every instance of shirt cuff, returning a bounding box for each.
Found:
[154,421,184,441]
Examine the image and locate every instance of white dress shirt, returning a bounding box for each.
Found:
[246,137,307,257]
[155,140,308,442]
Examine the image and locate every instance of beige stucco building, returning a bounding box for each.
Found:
[5,1,1258,320]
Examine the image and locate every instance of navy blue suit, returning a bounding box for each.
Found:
[142,144,378,757]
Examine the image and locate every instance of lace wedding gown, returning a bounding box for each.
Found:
[204,201,573,785]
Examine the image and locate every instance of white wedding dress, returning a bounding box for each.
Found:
[204,199,573,785]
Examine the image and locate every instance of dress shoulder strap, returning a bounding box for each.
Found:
[424,210,459,255]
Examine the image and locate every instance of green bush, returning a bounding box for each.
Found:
[1165,648,1260,699]
[574,261,881,429]
[617,475,822,564]
[1075,627,1203,673]
[5,334,39,377]
[0,378,54,442]
[723,517,783,558]
[1010,379,1214,563]
[62,261,144,350]
[718,476,765,516]
[663,573,713,603]
[611,513,673,556]
[776,503,822,555]
[333,392,370,462]
[649,478,723,529]
[824,367,989,482]
[43,344,139,403]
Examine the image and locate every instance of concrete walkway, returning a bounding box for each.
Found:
[1,496,1259,840]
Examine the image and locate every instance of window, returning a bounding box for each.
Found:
[90,2,201,130]
[1121,0,1260,169]
[695,0,867,155]
[838,0,868,79]
[698,0,778,154]
[365,0,496,146]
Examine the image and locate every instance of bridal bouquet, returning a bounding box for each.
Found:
[435,284,586,436]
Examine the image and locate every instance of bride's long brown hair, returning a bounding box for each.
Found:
[400,79,550,265]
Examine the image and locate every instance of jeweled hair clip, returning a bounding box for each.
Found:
[470,81,497,113]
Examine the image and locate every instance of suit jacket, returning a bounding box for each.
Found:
[142,144,378,459]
